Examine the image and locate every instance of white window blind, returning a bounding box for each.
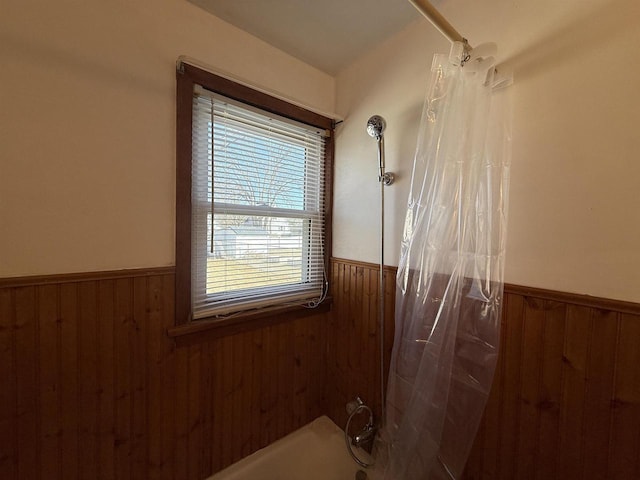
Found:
[191,87,327,318]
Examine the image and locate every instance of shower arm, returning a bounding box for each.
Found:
[366,114,393,438]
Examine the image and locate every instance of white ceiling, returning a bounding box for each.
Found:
[188,0,421,75]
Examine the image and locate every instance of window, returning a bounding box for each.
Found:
[175,63,333,325]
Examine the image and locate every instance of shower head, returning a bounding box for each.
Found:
[367,114,394,186]
[366,115,386,140]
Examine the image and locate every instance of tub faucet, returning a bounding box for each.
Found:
[353,421,376,449]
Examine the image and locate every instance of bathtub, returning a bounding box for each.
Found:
[207,416,373,480]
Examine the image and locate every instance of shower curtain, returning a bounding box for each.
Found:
[375,43,512,480]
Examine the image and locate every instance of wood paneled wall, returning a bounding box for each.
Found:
[465,288,640,480]
[0,268,326,480]
[326,258,640,480]
[2,259,640,480]
[324,258,396,429]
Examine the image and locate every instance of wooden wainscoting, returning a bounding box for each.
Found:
[324,258,396,429]
[2,260,639,480]
[325,258,640,480]
[464,286,640,480]
[0,268,326,480]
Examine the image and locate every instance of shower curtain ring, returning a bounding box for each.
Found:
[460,38,472,66]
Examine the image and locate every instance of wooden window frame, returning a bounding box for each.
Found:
[171,63,334,340]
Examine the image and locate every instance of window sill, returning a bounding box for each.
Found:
[168,298,332,346]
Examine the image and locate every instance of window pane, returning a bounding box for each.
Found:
[207,214,305,294]
[191,88,327,318]
[212,121,308,211]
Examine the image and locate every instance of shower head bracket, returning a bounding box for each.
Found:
[380,172,395,186]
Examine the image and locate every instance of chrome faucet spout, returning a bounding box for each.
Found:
[353,422,376,447]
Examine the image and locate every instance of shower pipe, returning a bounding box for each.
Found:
[343,116,392,470]
[366,115,393,434]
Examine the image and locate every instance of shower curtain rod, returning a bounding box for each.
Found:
[408,0,470,48]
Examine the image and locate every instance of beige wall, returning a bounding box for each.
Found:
[3,0,639,304]
[0,0,334,277]
[334,0,640,303]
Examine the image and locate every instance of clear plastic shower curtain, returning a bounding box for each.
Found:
[375,44,512,480]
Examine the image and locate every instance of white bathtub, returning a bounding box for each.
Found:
[207,416,373,480]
